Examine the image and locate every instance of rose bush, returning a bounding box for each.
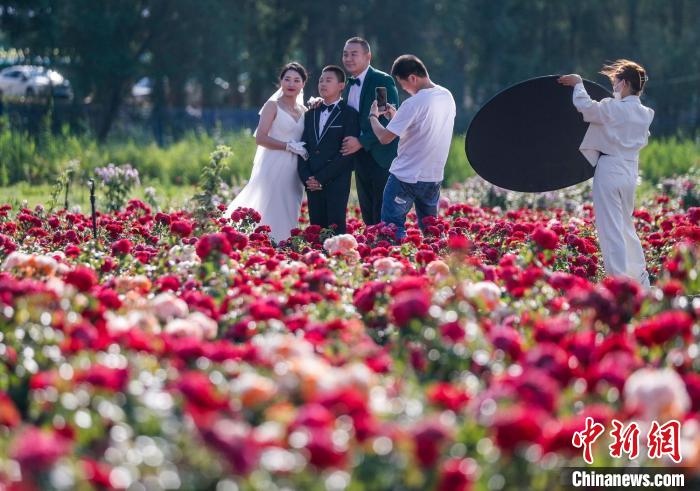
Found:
[0,181,698,489]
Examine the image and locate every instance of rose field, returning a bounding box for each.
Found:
[0,153,700,490]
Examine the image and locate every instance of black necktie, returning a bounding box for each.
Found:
[348,77,361,87]
[321,103,335,112]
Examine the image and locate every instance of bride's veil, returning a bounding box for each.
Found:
[254,88,305,135]
[260,87,305,114]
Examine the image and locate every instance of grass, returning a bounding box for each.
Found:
[0,181,198,211]
[1,111,697,188]
[0,118,697,211]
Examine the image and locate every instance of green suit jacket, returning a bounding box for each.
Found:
[342,65,400,169]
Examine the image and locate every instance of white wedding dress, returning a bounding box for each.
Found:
[226,104,305,243]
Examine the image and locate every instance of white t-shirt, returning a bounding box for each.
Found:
[386,85,456,183]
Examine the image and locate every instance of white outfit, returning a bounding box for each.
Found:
[347,66,369,112]
[572,82,654,287]
[226,103,305,243]
[386,85,456,183]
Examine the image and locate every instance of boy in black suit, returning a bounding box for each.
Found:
[298,65,360,235]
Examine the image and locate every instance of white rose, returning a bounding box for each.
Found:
[624,368,690,421]
[151,292,189,321]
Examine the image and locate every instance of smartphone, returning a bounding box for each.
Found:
[376,86,387,112]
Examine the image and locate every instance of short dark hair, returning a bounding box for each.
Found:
[345,36,371,53]
[322,65,346,83]
[391,55,428,79]
[279,62,308,82]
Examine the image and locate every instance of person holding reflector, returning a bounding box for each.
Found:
[558,59,653,288]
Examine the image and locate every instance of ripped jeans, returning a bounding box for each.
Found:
[380,173,442,239]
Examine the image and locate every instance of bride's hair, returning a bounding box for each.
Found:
[279,62,308,83]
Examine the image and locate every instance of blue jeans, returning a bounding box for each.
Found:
[380,174,442,239]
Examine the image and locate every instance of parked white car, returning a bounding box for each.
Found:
[0,65,73,100]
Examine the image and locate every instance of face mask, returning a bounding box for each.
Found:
[613,81,623,100]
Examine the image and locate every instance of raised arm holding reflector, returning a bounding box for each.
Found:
[465,75,611,192]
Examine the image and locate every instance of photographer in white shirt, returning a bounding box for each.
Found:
[367,54,456,240]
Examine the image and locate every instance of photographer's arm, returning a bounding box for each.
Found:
[369,100,398,145]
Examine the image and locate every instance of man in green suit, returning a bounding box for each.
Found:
[340,37,400,225]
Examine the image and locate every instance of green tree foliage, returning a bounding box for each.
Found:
[0,0,698,139]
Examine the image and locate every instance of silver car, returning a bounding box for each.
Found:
[0,65,73,101]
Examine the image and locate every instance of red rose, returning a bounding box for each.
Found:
[353,281,386,313]
[100,256,117,273]
[589,350,641,391]
[200,422,260,475]
[635,310,694,346]
[525,342,572,386]
[390,289,431,327]
[110,238,132,256]
[416,249,437,265]
[76,365,129,392]
[177,371,228,410]
[195,233,232,260]
[155,275,181,292]
[410,344,427,371]
[688,207,700,225]
[505,368,560,412]
[562,330,597,367]
[65,266,98,292]
[249,298,282,321]
[30,370,60,390]
[439,321,465,342]
[81,458,114,489]
[390,275,429,295]
[96,287,122,309]
[10,427,72,471]
[365,349,393,373]
[447,234,472,252]
[170,220,194,237]
[221,226,249,250]
[492,405,545,452]
[531,227,559,250]
[412,420,450,468]
[534,316,572,343]
[427,382,470,411]
[490,325,523,360]
[291,403,335,430]
[438,458,474,491]
[305,427,347,469]
[661,280,684,297]
[65,244,81,257]
[155,212,172,225]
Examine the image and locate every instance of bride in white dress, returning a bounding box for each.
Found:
[226,62,309,243]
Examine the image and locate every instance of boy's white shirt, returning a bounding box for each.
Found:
[572,82,654,166]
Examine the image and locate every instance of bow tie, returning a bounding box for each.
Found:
[348,77,361,87]
[321,103,336,112]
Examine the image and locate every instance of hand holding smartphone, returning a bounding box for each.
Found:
[375,86,387,113]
